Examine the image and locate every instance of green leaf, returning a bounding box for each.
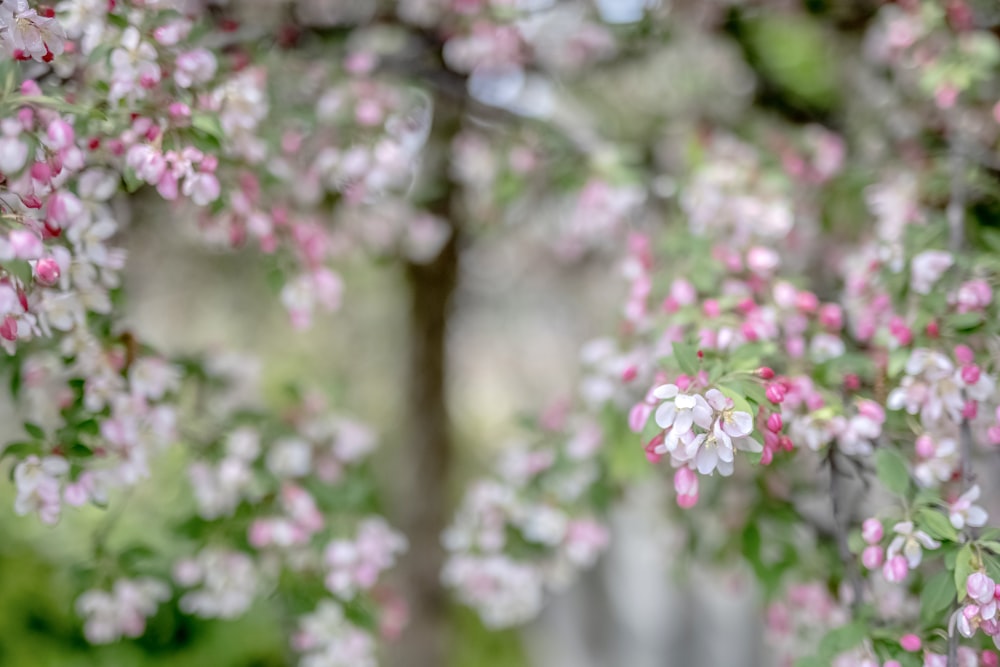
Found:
[68,443,94,458]
[672,342,699,376]
[22,422,45,440]
[954,543,976,598]
[920,570,956,623]
[817,621,866,659]
[875,448,911,497]
[916,508,958,542]
[887,348,910,379]
[980,541,1000,555]
[1,441,41,458]
[946,312,985,332]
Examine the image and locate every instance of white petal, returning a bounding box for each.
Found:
[695,446,717,475]
[674,410,694,435]
[652,384,678,400]
[655,402,677,429]
[903,540,922,568]
[675,394,697,410]
[724,411,754,438]
[967,506,989,528]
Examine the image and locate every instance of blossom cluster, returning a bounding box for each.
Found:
[442,415,608,627]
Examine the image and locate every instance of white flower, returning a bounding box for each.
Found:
[886,520,940,568]
[653,384,712,434]
[910,250,953,295]
[949,485,988,530]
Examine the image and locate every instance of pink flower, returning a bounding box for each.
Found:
[674,467,698,508]
[861,545,884,570]
[862,518,883,544]
[900,634,921,652]
[956,279,992,312]
[882,554,908,582]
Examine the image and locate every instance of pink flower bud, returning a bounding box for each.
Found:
[760,447,774,465]
[33,257,60,286]
[628,402,652,434]
[926,320,940,338]
[963,400,978,420]
[168,102,191,118]
[0,316,17,341]
[674,467,699,509]
[765,384,786,404]
[795,291,819,313]
[757,367,775,380]
[621,365,638,383]
[862,545,884,570]
[884,662,901,667]
[861,518,883,544]
[702,299,720,318]
[899,634,921,652]
[982,650,999,667]
[915,435,935,458]
[961,365,981,385]
[29,161,50,181]
[766,413,783,433]
[818,303,843,330]
[955,344,975,365]
[46,119,75,151]
[967,572,996,605]
[883,554,908,582]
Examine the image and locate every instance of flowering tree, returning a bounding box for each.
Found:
[6,0,1000,666]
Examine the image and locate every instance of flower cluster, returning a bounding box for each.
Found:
[75,577,170,644]
[442,415,608,627]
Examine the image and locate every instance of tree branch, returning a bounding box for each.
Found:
[826,446,864,613]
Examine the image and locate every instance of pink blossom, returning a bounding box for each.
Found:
[862,545,884,569]
[882,554,908,582]
[674,467,698,508]
[862,518,883,544]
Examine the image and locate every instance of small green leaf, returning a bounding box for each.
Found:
[817,621,866,659]
[954,543,976,598]
[946,312,985,332]
[23,422,45,440]
[672,342,700,376]
[916,508,958,542]
[887,348,910,379]
[875,448,911,497]
[980,541,1000,555]
[68,443,94,458]
[2,441,41,459]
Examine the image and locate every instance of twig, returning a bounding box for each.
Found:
[827,446,864,612]
[947,608,960,667]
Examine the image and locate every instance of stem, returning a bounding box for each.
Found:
[947,608,959,667]
[947,125,966,255]
[827,447,864,613]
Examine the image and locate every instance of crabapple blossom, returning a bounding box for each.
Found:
[887,521,941,569]
[75,578,170,644]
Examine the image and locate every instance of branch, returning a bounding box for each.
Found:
[827,446,864,613]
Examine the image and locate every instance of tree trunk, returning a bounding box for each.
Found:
[391,77,465,667]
